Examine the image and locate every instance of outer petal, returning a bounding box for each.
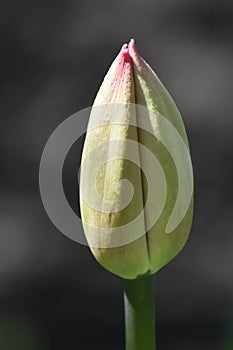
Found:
[129,39,193,273]
[80,45,149,279]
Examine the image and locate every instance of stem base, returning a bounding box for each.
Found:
[124,274,156,350]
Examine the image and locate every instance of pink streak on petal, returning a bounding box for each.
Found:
[119,43,131,64]
[93,42,134,104]
[110,43,132,93]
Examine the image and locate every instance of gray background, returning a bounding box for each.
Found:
[0,0,233,349]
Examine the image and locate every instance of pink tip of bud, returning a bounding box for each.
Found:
[128,38,135,51]
[128,38,140,58]
[119,39,140,64]
[120,43,131,62]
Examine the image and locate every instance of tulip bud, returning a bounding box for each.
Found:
[80,39,193,279]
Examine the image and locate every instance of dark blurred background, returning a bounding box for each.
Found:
[1,0,233,349]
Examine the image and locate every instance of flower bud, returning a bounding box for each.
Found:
[80,39,193,279]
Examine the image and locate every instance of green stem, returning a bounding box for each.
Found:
[123,274,156,350]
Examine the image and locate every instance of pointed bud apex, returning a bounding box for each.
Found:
[80,40,194,279]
